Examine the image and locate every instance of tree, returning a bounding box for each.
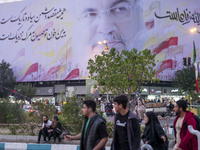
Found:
[173,66,197,102]
[87,48,157,96]
[0,102,26,123]
[30,102,56,123]
[0,60,16,98]
[15,83,36,100]
[59,95,83,134]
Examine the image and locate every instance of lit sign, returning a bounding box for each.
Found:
[171,89,178,93]
[142,88,148,92]
[156,90,161,94]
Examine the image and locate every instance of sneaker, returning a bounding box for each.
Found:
[44,141,49,144]
[58,137,61,143]
[36,141,40,144]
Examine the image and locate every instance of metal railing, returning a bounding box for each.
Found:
[157,116,171,136]
[0,123,81,136]
[188,105,200,117]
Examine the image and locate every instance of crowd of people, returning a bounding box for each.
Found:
[37,95,198,150]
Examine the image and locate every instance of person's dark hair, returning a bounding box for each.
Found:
[138,99,144,105]
[43,115,48,119]
[53,115,59,121]
[83,100,96,112]
[113,95,128,109]
[176,100,187,112]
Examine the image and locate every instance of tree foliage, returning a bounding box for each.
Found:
[0,102,26,123]
[59,95,83,135]
[30,102,56,123]
[15,83,36,99]
[87,48,157,95]
[0,60,16,98]
[173,66,197,101]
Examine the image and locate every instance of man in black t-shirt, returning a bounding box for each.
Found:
[111,95,141,150]
[65,100,108,150]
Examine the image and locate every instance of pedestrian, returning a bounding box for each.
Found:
[111,95,141,150]
[65,100,108,150]
[129,98,134,112]
[100,101,105,112]
[48,115,62,143]
[142,111,168,150]
[134,99,146,122]
[173,100,198,150]
[37,115,52,143]
[167,101,174,115]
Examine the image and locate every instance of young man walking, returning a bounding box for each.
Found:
[111,95,141,150]
[65,100,108,150]
[173,100,198,150]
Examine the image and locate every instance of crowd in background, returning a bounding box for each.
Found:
[37,96,198,150]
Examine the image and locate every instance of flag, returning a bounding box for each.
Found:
[193,41,199,93]
[156,59,173,74]
[153,37,178,54]
[64,68,79,80]
[19,63,38,82]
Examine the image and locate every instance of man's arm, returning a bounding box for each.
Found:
[65,133,81,141]
[93,122,108,150]
[93,137,108,150]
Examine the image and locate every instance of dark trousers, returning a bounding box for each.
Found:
[38,128,48,142]
[48,131,61,143]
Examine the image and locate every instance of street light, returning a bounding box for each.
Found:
[190,27,200,34]
[98,40,109,52]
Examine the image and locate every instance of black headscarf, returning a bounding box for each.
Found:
[146,111,161,126]
[144,111,161,144]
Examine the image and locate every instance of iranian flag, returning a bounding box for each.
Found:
[193,41,199,93]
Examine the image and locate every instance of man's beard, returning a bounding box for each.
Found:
[44,120,48,123]
[175,110,180,116]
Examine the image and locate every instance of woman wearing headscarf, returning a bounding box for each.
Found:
[134,99,146,122]
[142,111,168,150]
[48,115,62,143]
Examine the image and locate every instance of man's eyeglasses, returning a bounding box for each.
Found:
[77,5,133,23]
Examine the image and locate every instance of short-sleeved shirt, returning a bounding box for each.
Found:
[83,119,108,148]
[97,122,108,139]
[115,111,130,150]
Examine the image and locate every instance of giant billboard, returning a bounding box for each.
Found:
[0,0,199,82]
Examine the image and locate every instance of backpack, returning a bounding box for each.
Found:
[183,115,200,132]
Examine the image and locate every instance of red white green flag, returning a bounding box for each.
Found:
[193,41,199,93]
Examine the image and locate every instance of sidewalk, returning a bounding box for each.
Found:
[0,135,175,150]
[0,142,109,150]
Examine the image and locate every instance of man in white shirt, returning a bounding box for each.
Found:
[173,100,197,150]
[37,115,52,143]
